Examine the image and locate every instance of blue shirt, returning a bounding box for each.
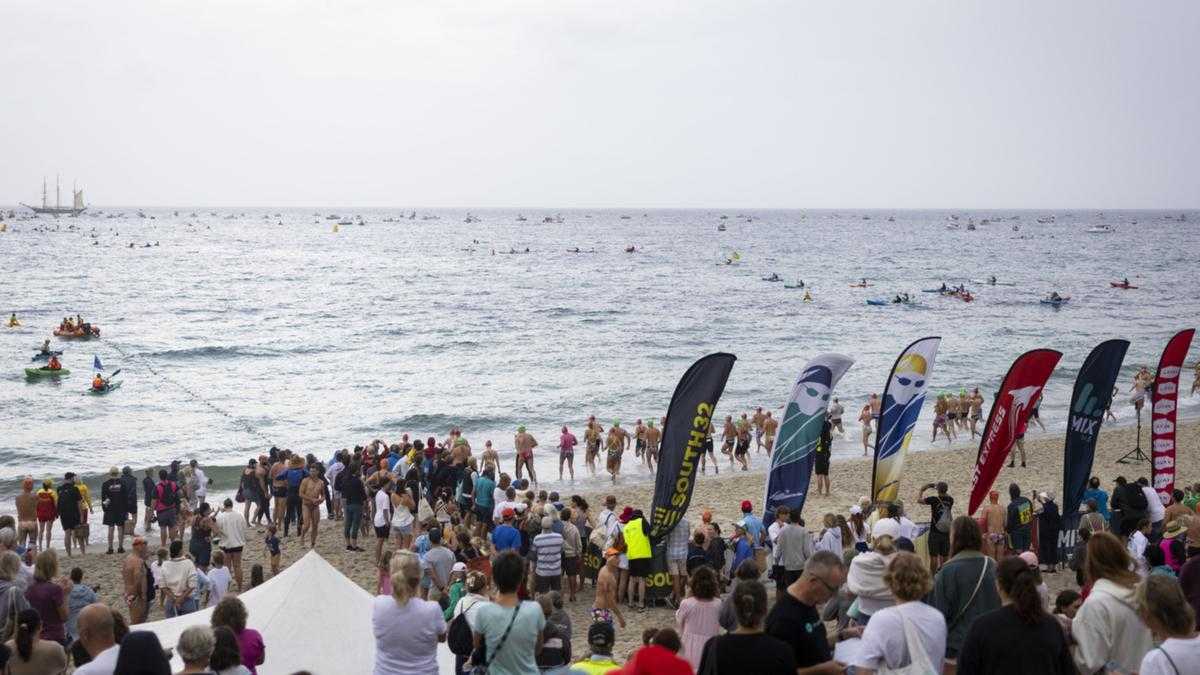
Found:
[285,467,307,489]
[386,453,402,472]
[731,537,753,575]
[474,476,496,507]
[742,514,765,547]
[414,534,431,564]
[492,524,522,552]
[1082,488,1110,521]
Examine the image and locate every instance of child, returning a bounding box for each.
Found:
[74,502,91,555]
[442,562,466,617]
[265,524,281,576]
[377,550,394,596]
[206,550,232,607]
[250,564,265,588]
[536,593,571,671]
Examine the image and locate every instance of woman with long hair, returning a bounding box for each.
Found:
[930,515,999,663]
[211,595,265,674]
[675,565,723,669]
[209,625,250,675]
[3,608,67,674]
[23,550,69,647]
[189,502,215,571]
[1072,531,1153,673]
[956,556,1074,674]
[696,579,796,674]
[846,519,900,623]
[852,552,947,673]
[1135,574,1200,674]
[848,507,869,552]
[372,550,446,674]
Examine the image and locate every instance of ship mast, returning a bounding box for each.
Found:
[42,177,48,209]
[56,174,61,210]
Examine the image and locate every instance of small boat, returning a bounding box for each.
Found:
[1040,296,1071,306]
[1086,225,1114,234]
[762,273,782,282]
[866,299,889,306]
[31,350,63,362]
[717,224,726,231]
[624,246,637,253]
[54,326,100,339]
[88,381,122,395]
[1110,281,1138,289]
[25,367,70,378]
[849,283,872,288]
[783,280,805,289]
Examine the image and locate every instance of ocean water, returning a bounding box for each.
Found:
[1,208,1196,503]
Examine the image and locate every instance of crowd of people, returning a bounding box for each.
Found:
[2,401,1200,674]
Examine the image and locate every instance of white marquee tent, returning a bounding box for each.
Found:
[139,550,456,674]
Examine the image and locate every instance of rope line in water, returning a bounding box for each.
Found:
[104,340,276,447]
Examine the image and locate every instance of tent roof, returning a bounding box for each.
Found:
[139,550,455,674]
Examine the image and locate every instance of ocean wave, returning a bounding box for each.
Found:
[358,413,522,435]
[141,344,334,360]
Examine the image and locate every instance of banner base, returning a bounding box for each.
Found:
[1116,414,1149,465]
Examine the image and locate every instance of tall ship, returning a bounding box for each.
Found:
[21,175,86,216]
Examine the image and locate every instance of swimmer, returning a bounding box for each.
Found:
[969,388,985,438]
[931,395,952,444]
[734,414,751,471]
[643,419,661,473]
[700,420,718,474]
[513,426,539,487]
[858,404,873,456]
[720,415,736,466]
[827,397,845,437]
[633,419,647,460]
[751,406,765,452]
[1028,392,1046,432]
[583,416,602,476]
[868,392,881,431]
[7,313,18,327]
[762,411,778,456]
[605,421,630,484]
[1130,366,1154,417]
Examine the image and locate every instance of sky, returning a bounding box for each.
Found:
[2,1,1198,209]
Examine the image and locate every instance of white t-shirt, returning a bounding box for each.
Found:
[326,461,344,493]
[1139,636,1200,675]
[1143,486,1166,522]
[852,601,947,672]
[207,566,232,607]
[493,500,520,522]
[371,595,446,675]
[898,516,917,542]
[374,490,391,527]
[216,509,248,549]
[74,643,120,674]
[194,468,208,498]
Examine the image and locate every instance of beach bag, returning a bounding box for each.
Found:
[448,599,480,656]
[935,499,953,534]
[878,612,937,675]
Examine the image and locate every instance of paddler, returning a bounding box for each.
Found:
[47,354,62,371]
[1122,277,1130,287]
[38,338,51,355]
[7,313,18,327]
[1049,291,1062,302]
[93,373,106,391]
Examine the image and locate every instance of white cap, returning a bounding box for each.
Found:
[452,562,467,573]
[871,518,901,541]
[514,503,527,513]
[849,505,862,516]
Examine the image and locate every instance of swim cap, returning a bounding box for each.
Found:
[647,420,655,427]
[517,425,526,433]
[612,420,620,427]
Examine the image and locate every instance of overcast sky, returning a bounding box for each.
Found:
[2,1,1197,208]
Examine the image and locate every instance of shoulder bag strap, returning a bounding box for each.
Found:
[949,558,990,629]
[1158,645,1181,675]
[484,605,521,669]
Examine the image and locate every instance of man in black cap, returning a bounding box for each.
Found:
[58,472,83,556]
[569,621,620,674]
[1110,475,1147,537]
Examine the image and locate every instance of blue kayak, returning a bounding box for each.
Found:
[31,351,64,362]
[1040,297,1070,306]
[866,299,889,306]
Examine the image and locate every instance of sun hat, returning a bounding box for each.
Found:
[618,506,634,523]
[871,518,901,541]
[109,466,119,476]
[1163,520,1186,539]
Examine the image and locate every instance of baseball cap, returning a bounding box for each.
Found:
[733,519,747,530]
[501,508,515,519]
[619,506,634,523]
[849,505,862,516]
[452,562,467,573]
[740,500,752,512]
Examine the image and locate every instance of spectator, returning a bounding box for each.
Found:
[720,559,761,632]
[622,510,652,611]
[215,498,249,592]
[176,625,215,674]
[560,508,582,602]
[422,527,456,601]
[1180,537,1200,618]
[0,552,31,637]
[532,516,565,594]
[729,521,754,579]
[470,550,545,675]
[160,540,198,617]
[621,627,690,675]
[112,631,170,675]
[1005,484,1034,553]
[852,551,947,672]
[372,550,446,674]
[931,516,999,663]
[1082,477,1110,523]
[675,565,722,669]
[340,459,367,552]
[210,625,251,675]
[665,515,690,609]
[206,550,233,608]
[1111,476,1147,537]
[846,519,900,622]
[567,621,619,675]
[72,603,120,675]
[1073,531,1154,673]
[698,578,795,674]
[918,481,954,571]
[100,467,128,554]
[1079,498,1108,535]
[686,531,708,577]
[65,567,97,641]
[536,593,571,673]
[491,509,522,552]
[1136,574,1200,675]
[1034,492,1062,572]
[765,550,858,672]
[814,513,842,555]
[4,608,67,675]
[775,510,813,599]
[739,500,766,570]
[1138,477,1166,542]
[957,556,1074,675]
[211,596,265,675]
[24,550,69,646]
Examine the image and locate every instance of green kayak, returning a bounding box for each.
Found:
[25,367,70,378]
[88,381,122,395]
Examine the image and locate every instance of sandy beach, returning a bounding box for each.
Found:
[54,417,1196,661]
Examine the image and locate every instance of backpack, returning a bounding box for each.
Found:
[447,599,480,656]
[1127,486,1148,512]
[157,481,180,510]
[934,498,953,534]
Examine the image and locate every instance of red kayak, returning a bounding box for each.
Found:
[1110,282,1138,289]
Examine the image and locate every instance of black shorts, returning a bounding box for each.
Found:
[947,413,958,420]
[815,452,830,476]
[222,546,244,554]
[735,439,750,456]
[535,575,562,593]
[704,438,714,453]
[475,504,492,522]
[928,529,950,556]
[156,508,177,528]
[636,439,645,451]
[772,565,788,592]
[563,556,580,576]
[374,525,390,539]
[628,557,651,577]
[273,487,287,498]
[1030,407,1040,419]
[103,511,126,527]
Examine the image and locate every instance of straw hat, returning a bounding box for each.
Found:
[1163,520,1187,540]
